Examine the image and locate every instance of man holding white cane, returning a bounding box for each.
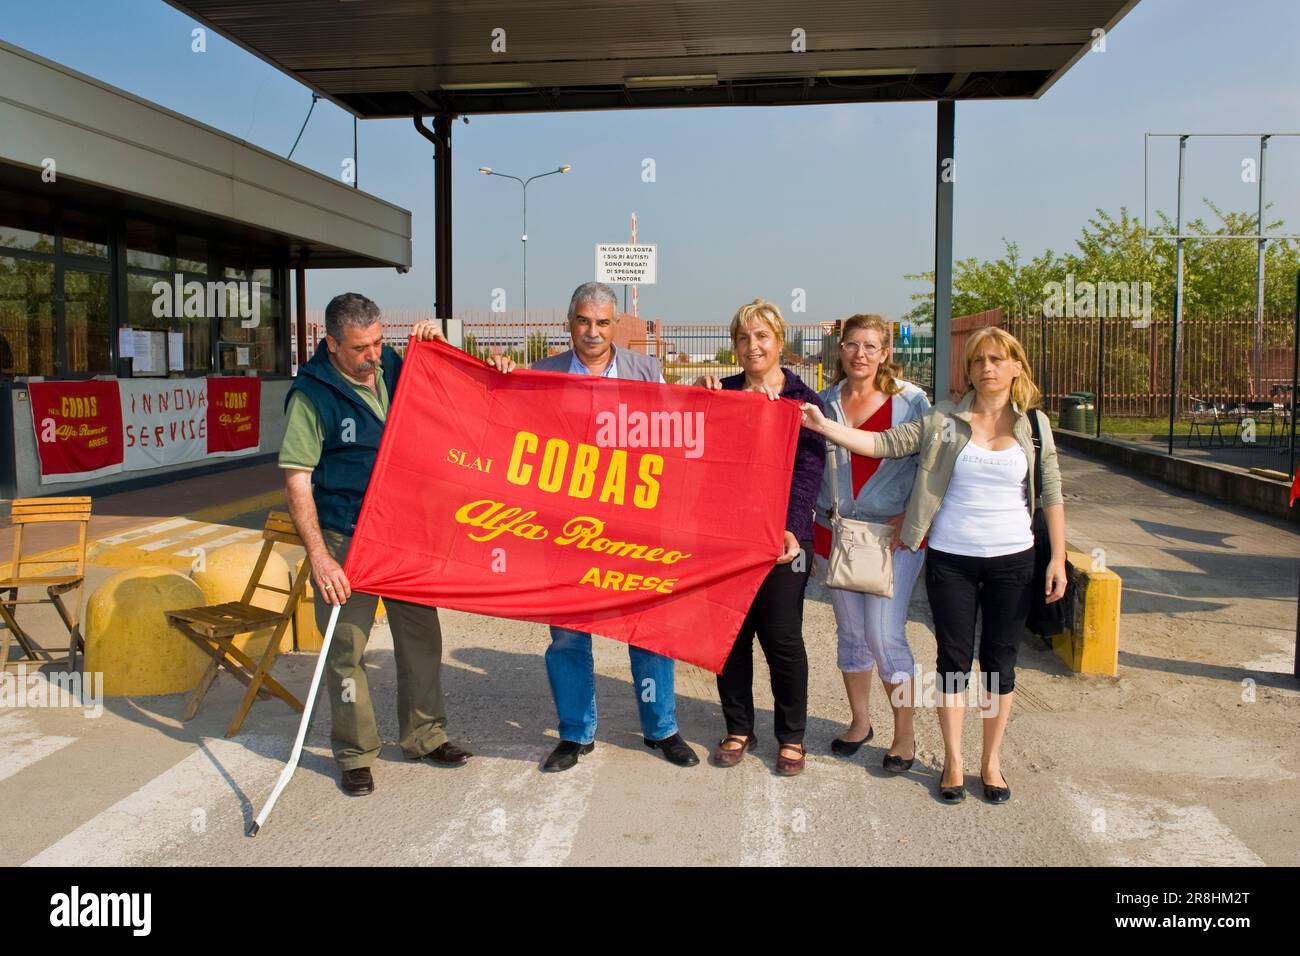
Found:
[280,293,471,797]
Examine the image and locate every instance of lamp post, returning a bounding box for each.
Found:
[479,164,571,361]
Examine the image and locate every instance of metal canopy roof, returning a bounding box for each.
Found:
[165,0,1140,118]
[0,38,411,268]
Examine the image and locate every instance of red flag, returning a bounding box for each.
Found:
[207,376,261,454]
[1291,469,1299,508]
[28,380,124,481]
[344,340,800,672]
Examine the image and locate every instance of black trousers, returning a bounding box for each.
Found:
[717,543,812,744]
[925,545,1035,695]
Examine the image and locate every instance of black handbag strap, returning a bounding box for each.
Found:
[1028,409,1044,514]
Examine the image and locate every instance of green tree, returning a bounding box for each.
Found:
[525,331,549,363]
[462,332,485,360]
[904,204,1300,322]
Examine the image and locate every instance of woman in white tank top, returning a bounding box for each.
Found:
[800,327,1067,806]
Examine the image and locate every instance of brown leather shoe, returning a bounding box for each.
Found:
[776,743,806,776]
[711,734,755,767]
[340,767,374,796]
[421,741,472,766]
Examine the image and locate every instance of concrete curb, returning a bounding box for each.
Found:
[1053,429,1297,524]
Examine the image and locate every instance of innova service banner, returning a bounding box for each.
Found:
[30,377,261,482]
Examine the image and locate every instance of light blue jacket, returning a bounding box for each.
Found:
[813,378,931,527]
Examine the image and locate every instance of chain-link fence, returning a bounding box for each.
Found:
[958,305,1297,473]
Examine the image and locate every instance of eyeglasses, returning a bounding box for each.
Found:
[841,342,883,356]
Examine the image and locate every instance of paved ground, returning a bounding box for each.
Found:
[1,452,1297,866]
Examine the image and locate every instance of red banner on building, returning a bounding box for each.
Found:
[207,377,262,456]
[344,340,799,672]
[28,380,125,482]
[29,377,262,483]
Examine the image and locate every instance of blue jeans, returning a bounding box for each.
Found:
[545,626,678,744]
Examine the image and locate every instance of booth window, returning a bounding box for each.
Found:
[0,257,55,376]
[125,219,215,375]
[218,264,283,374]
[0,200,110,378]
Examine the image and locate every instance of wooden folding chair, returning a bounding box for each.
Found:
[166,511,314,738]
[0,497,91,673]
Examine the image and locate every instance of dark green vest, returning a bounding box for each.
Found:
[285,340,402,535]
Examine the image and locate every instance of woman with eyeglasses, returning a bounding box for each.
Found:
[812,315,930,773]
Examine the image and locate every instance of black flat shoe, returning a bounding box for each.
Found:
[981,774,1011,803]
[645,733,700,767]
[882,753,915,773]
[420,741,472,766]
[830,725,874,756]
[939,765,966,803]
[340,767,374,796]
[542,740,594,773]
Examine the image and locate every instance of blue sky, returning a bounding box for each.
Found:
[3,0,1297,326]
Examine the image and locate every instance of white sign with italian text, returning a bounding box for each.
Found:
[596,244,657,285]
[119,379,208,471]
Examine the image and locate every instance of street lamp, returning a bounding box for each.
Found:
[479,164,572,361]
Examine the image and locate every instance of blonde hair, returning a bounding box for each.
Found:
[830,314,903,393]
[730,299,786,350]
[963,326,1041,410]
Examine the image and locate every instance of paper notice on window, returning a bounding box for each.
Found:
[167,332,184,371]
[118,328,134,361]
[132,330,155,372]
[236,346,250,366]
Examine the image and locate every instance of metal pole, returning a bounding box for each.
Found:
[295,266,307,369]
[1291,269,1299,681]
[413,113,454,335]
[353,114,359,190]
[1040,309,1049,412]
[933,100,955,403]
[1096,312,1104,437]
[522,181,528,361]
[250,603,341,835]
[1288,269,1298,481]
[1167,135,1187,456]
[1254,135,1269,396]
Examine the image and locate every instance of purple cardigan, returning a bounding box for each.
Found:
[721,368,826,542]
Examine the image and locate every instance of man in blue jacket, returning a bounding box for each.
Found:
[280,293,470,796]
[488,282,699,773]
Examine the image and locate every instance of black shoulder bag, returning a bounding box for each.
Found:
[1026,410,1074,637]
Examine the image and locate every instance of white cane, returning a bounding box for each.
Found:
[248,602,341,836]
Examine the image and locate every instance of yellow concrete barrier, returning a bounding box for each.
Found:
[85,567,210,696]
[295,559,322,652]
[190,542,292,658]
[1051,547,1121,677]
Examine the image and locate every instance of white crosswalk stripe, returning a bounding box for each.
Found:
[23,735,286,867]
[93,518,195,546]
[0,712,77,784]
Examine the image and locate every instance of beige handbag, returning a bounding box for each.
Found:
[824,442,895,597]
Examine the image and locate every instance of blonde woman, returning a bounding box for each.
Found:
[801,327,1066,804]
[812,316,930,772]
[695,299,826,775]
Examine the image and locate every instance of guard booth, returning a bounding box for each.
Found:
[0,39,412,498]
